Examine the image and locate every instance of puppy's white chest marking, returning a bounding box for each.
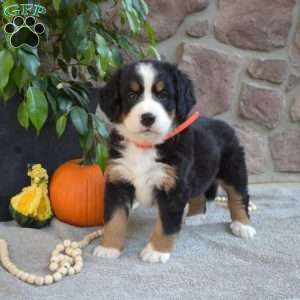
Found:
[112,143,167,207]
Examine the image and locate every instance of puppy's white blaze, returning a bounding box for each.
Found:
[137,63,156,94]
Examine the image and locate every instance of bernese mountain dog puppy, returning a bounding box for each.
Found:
[93,60,256,263]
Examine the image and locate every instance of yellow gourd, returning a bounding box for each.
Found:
[9,164,53,228]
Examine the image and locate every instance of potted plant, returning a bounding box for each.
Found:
[0,0,158,221]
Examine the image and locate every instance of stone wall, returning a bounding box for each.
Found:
[147,0,300,183]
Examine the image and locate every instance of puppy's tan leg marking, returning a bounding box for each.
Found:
[220,182,249,224]
[93,207,128,258]
[185,194,207,226]
[140,215,176,263]
[187,194,206,216]
[160,165,177,193]
[220,182,256,239]
[101,207,128,250]
[150,216,176,252]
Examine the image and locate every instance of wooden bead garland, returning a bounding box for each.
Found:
[0,228,103,286]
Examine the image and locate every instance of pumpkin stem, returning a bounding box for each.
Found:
[81,150,95,165]
[81,139,96,166]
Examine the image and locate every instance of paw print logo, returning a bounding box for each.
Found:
[4,16,45,48]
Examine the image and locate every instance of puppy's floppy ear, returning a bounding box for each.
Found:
[173,67,196,123]
[97,70,121,122]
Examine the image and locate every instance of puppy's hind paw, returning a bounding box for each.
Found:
[93,245,121,258]
[140,243,170,263]
[185,213,206,226]
[230,221,256,239]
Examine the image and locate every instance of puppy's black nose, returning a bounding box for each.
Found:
[141,113,156,127]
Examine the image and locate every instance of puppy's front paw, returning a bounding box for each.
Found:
[93,245,121,258]
[230,221,256,239]
[140,243,170,263]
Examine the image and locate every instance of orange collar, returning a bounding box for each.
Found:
[129,111,200,149]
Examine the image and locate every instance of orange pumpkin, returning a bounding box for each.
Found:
[49,159,104,227]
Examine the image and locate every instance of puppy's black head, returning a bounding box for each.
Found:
[98,60,196,142]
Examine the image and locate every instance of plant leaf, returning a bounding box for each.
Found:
[57,97,73,113]
[125,10,140,33]
[147,45,161,60]
[56,114,67,137]
[26,86,48,133]
[0,49,14,91]
[95,33,109,58]
[110,47,123,68]
[96,55,108,79]
[81,41,95,64]
[93,115,109,138]
[96,143,109,172]
[80,131,93,154]
[18,49,40,76]
[1,78,17,101]
[13,64,32,91]
[144,21,156,46]
[70,106,88,135]
[17,101,29,129]
[46,92,58,116]
[53,0,61,13]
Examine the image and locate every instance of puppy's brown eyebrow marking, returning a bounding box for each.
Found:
[155,80,165,93]
[130,80,141,92]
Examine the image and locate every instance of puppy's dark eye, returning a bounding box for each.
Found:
[128,91,138,101]
[153,80,168,98]
[155,89,168,98]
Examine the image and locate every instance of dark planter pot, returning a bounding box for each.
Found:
[0,91,97,221]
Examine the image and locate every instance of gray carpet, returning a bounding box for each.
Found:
[1,185,300,300]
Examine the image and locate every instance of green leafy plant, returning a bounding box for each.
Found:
[0,0,158,170]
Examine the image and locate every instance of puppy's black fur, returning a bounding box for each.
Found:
[98,60,250,237]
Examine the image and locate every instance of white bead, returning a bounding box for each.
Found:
[2,259,12,268]
[74,264,82,273]
[71,242,78,249]
[65,248,73,255]
[52,250,59,257]
[55,244,64,252]
[53,272,62,282]
[73,248,82,256]
[66,256,73,264]
[62,262,70,269]
[58,267,68,275]
[35,276,44,286]
[58,254,65,261]
[15,270,23,278]
[63,255,70,261]
[44,275,53,285]
[75,256,82,263]
[49,263,58,271]
[8,265,17,274]
[27,274,36,284]
[11,266,19,275]
[68,267,75,275]
[21,272,29,281]
[63,240,71,247]
[4,261,14,270]
[50,256,59,264]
